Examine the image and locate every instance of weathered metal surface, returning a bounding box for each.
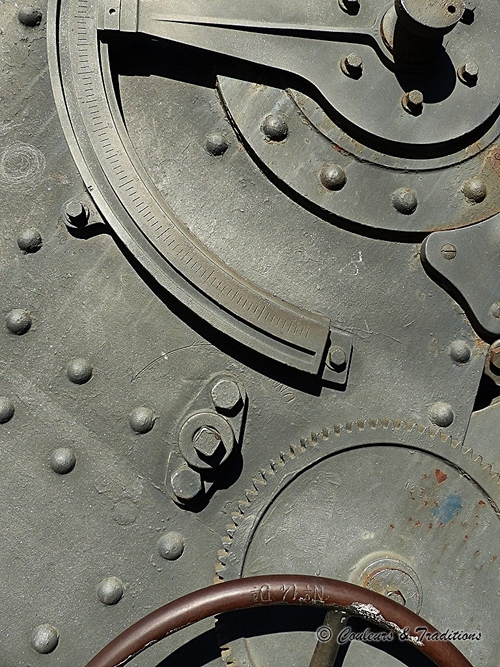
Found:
[1,0,500,664]
[422,215,500,336]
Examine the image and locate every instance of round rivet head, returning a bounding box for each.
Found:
[449,340,471,363]
[401,90,424,115]
[63,201,89,228]
[158,531,185,560]
[319,164,347,191]
[211,379,241,412]
[205,133,229,156]
[0,397,15,424]
[31,624,59,654]
[440,243,456,260]
[66,358,93,384]
[462,176,486,202]
[429,402,454,427]
[129,406,155,433]
[171,465,203,503]
[261,115,288,142]
[18,7,42,26]
[391,188,418,214]
[17,228,42,253]
[6,309,32,335]
[340,53,363,78]
[457,61,478,85]
[97,577,123,605]
[490,302,500,319]
[50,447,76,474]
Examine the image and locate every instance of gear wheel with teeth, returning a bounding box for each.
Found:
[216,419,500,667]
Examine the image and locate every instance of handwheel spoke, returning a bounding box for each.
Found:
[309,609,349,667]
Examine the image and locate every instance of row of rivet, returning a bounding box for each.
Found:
[29,532,184,653]
[256,116,488,213]
[203,126,487,215]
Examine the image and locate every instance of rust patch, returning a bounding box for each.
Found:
[389,524,395,530]
[415,520,421,527]
[428,523,433,529]
[478,500,486,506]
[489,146,500,177]
[434,469,448,484]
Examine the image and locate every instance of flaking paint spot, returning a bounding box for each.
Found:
[432,494,463,524]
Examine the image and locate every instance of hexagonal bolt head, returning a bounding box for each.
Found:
[192,426,224,459]
[457,62,478,85]
[327,346,347,371]
[63,200,89,227]
[340,53,363,78]
[211,379,242,412]
[170,465,203,503]
[401,90,424,115]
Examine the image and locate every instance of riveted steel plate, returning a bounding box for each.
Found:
[0,0,500,664]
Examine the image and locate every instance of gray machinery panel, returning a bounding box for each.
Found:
[1,0,500,665]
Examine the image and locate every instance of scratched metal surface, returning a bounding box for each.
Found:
[0,0,499,665]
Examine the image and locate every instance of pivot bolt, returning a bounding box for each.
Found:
[401,90,424,115]
[63,200,89,228]
[338,0,360,14]
[457,62,478,85]
[327,346,347,371]
[440,243,456,260]
[170,465,203,503]
[192,426,223,459]
[340,53,363,78]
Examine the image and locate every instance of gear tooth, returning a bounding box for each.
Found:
[428,425,439,438]
[289,443,298,457]
[237,500,249,513]
[269,459,277,472]
[345,421,354,433]
[279,451,287,463]
[393,419,402,430]
[226,525,236,538]
[301,436,310,448]
[416,423,426,434]
[231,511,243,525]
[309,432,318,444]
[381,418,390,429]
[322,427,329,439]
[357,419,366,430]
[216,552,228,569]
[222,535,232,548]
[244,488,256,501]
[368,419,378,429]
[333,423,342,435]
[259,468,268,482]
